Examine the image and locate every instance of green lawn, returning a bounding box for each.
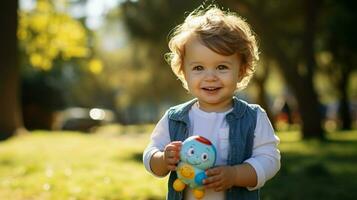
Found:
[0,127,356,200]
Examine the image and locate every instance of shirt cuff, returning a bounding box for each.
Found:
[143,147,166,178]
[244,157,266,191]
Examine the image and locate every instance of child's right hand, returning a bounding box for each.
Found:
[163,141,182,171]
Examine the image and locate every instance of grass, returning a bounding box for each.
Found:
[0,126,356,200]
[263,130,357,200]
[0,128,166,200]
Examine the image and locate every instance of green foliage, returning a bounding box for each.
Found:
[121,0,202,41]
[0,129,356,199]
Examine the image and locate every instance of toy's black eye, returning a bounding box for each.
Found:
[187,147,194,156]
[201,153,208,161]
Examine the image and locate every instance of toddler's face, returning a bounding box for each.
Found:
[183,36,241,112]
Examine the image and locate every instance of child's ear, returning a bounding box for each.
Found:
[237,64,246,82]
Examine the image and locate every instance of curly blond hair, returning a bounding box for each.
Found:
[165,6,259,90]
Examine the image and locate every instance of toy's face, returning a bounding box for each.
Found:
[180,136,216,170]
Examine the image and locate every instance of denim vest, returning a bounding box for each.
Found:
[166,97,260,200]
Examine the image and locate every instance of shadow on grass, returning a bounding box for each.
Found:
[130,152,143,163]
[262,151,357,200]
[324,138,357,145]
[146,197,165,200]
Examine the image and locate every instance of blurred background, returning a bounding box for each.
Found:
[0,0,356,199]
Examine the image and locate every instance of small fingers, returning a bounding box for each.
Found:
[171,141,183,147]
[164,141,182,171]
[204,179,221,189]
[165,150,179,160]
[167,164,177,171]
[165,143,182,156]
[203,175,218,184]
[166,141,182,151]
[167,157,179,164]
[165,156,179,171]
[205,167,221,176]
[165,145,177,151]
[204,177,227,191]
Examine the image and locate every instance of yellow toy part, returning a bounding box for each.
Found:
[173,179,186,191]
[193,189,205,199]
[179,163,195,179]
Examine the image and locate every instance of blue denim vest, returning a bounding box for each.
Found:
[166,97,260,200]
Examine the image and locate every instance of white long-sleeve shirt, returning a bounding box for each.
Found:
[143,103,280,200]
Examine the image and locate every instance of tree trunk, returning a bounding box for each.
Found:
[338,67,352,130]
[294,78,325,139]
[299,0,325,139]
[272,47,325,140]
[253,60,276,129]
[0,0,25,140]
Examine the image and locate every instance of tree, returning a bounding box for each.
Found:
[0,0,90,140]
[320,0,357,130]
[0,0,25,140]
[221,0,326,139]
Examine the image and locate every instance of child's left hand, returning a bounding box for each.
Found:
[203,166,236,192]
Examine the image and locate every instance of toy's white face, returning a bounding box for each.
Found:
[180,136,216,170]
[183,35,241,112]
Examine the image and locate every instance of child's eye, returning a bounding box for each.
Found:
[217,65,229,70]
[193,65,204,71]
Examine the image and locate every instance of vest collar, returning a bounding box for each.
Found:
[168,98,197,122]
[228,96,249,119]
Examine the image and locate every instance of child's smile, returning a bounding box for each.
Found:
[183,35,241,112]
[201,87,222,92]
[201,86,223,97]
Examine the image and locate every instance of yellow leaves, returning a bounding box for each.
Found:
[30,13,50,32]
[18,0,89,70]
[17,29,28,41]
[316,51,333,67]
[30,53,52,70]
[88,59,103,74]
[29,53,42,67]
[36,0,52,13]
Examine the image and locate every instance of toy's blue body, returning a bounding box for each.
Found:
[173,136,216,199]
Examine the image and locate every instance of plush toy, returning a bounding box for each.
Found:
[173,135,217,199]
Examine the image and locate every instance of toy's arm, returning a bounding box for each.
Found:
[194,171,207,186]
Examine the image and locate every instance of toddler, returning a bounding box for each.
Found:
[143,5,280,200]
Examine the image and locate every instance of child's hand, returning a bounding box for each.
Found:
[163,141,182,171]
[203,166,236,192]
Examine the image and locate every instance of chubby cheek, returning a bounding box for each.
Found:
[184,74,198,89]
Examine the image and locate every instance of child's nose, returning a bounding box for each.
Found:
[204,70,218,81]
